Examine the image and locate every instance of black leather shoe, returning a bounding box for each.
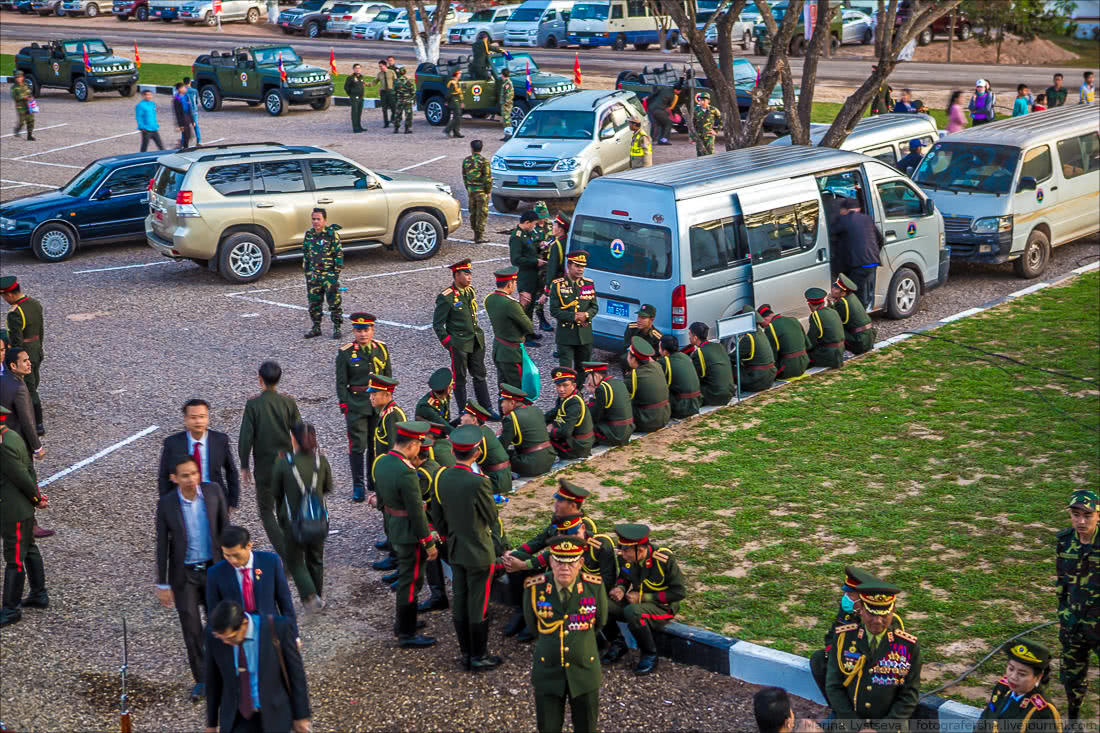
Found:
[27,135,35,141]
[502,612,525,637]
[600,640,628,665]
[381,570,400,584]
[417,593,449,612]
[0,608,21,627]
[634,653,659,675]
[390,580,399,591]
[373,555,398,571]
[470,653,503,671]
[190,683,205,702]
[398,634,436,648]
[22,592,48,609]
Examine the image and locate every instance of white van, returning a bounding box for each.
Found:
[771,113,939,171]
[448,4,518,43]
[505,0,574,48]
[913,104,1100,278]
[568,146,949,350]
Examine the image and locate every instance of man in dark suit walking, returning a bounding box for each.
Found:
[158,398,241,511]
[156,455,229,702]
[206,600,311,733]
[208,525,299,643]
[1,347,52,538]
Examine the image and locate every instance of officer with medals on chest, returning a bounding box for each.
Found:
[548,252,599,373]
[336,313,391,503]
[809,566,876,701]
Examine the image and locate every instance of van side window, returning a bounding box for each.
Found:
[865,145,897,165]
[1083,132,1100,173]
[1057,133,1098,178]
[876,180,925,219]
[741,200,820,264]
[689,217,748,276]
[611,4,623,18]
[1020,145,1052,183]
[627,0,647,16]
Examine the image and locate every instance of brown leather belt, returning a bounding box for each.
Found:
[495,335,521,348]
[745,363,775,371]
[520,440,551,454]
[823,341,844,349]
[675,391,701,399]
[384,506,408,517]
[783,350,807,359]
[22,335,39,342]
[850,323,873,334]
[639,400,669,410]
[484,460,510,472]
[605,417,634,426]
[348,385,370,393]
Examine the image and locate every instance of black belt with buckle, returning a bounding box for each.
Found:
[185,561,210,572]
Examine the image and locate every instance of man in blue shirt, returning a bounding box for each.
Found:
[136,90,163,151]
[897,139,924,176]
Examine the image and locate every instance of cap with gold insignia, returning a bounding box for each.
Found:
[395,420,430,439]
[449,424,483,451]
[449,258,472,273]
[553,513,585,535]
[464,400,491,422]
[1004,638,1051,673]
[1068,489,1099,512]
[857,581,901,616]
[494,266,519,284]
[757,304,775,318]
[581,361,609,374]
[428,422,448,438]
[805,288,827,304]
[553,214,570,231]
[554,478,590,505]
[428,367,453,392]
[834,273,858,293]
[566,251,587,266]
[366,374,398,392]
[629,336,654,362]
[548,535,585,562]
[0,276,20,294]
[614,523,650,547]
[500,383,528,402]
[638,304,656,319]
[349,312,376,329]
[533,200,550,219]
[551,366,577,384]
[842,565,878,593]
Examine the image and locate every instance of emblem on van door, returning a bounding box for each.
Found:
[1036,188,1044,203]
[906,222,917,238]
[609,280,621,291]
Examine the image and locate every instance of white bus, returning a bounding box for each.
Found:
[566,0,717,51]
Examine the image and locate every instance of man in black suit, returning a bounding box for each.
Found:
[206,600,312,733]
[208,525,299,643]
[158,398,241,511]
[1,346,53,538]
[155,455,229,702]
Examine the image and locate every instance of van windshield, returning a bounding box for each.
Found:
[571,3,608,20]
[914,141,1020,195]
[509,7,543,21]
[571,216,672,279]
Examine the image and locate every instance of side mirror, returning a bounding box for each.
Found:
[96,188,112,200]
[1016,175,1037,193]
[599,127,614,140]
[922,197,934,216]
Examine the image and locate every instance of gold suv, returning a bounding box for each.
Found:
[145,142,462,283]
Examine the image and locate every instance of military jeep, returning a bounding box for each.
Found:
[192,45,334,116]
[15,39,139,101]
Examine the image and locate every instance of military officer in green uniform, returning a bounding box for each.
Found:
[758,304,810,379]
[427,422,457,468]
[0,406,48,626]
[625,337,671,432]
[371,420,439,647]
[302,208,344,339]
[510,211,545,330]
[239,361,302,557]
[514,514,618,593]
[369,374,407,573]
[549,251,599,372]
[459,400,512,495]
[337,313,392,503]
[809,566,876,700]
[830,274,877,354]
[732,308,777,394]
[658,335,702,418]
[531,201,557,335]
[545,367,594,460]
[498,67,514,139]
[434,258,492,413]
[445,69,465,138]
[1,276,45,435]
[824,581,922,732]
[344,63,367,132]
[581,361,634,446]
[541,215,569,306]
[1057,488,1100,726]
[499,384,555,477]
[686,321,733,406]
[485,267,535,391]
[601,523,685,676]
[620,304,662,376]
[393,66,415,134]
[462,141,493,243]
[523,536,608,733]
[432,424,505,671]
[692,90,721,157]
[413,433,449,613]
[10,70,35,141]
[415,368,455,434]
[806,287,846,369]
[977,639,1062,733]
[470,32,497,80]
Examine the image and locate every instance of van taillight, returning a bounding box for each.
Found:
[176,191,193,205]
[671,285,686,329]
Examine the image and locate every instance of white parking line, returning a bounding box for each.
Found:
[39,425,159,488]
[0,179,58,189]
[225,293,433,330]
[0,123,68,139]
[73,260,176,274]
[449,237,509,248]
[397,155,446,172]
[12,131,140,160]
[1,158,83,169]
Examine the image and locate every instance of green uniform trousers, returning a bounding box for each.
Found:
[395,541,428,611]
[695,136,715,156]
[737,365,777,394]
[14,104,33,136]
[608,599,674,631]
[346,410,378,457]
[2,517,40,574]
[451,563,492,626]
[446,101,462,136]
[306,276,342,326]
[449,342,491,413]
[557,344,592,373]
[380,89,396,126]
[255,471,286,558]
[495,360,522,396]
[281,530,325,601]
[536,687,599,733]
[1061,625,1100,711]
[350,95,364,132]
[394,102,413,132]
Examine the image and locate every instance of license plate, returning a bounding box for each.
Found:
[605,300,629,318]
[580,37,589,43]
[388,33,398,38]
[518,175,537,186]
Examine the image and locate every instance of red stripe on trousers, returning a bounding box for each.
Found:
[409,544,421,604]
[639,612,674,626]
[14,521,22,571]
[481,569,493,620]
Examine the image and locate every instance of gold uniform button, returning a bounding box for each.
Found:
[864,703,871,709]
[565,662,570,667]
[563,647,569,652]
[540,657,545,662]
[866,686,872,691]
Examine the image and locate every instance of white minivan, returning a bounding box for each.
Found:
[504,0,574,48]
[771,113,939,171]
[913,104,1100,278]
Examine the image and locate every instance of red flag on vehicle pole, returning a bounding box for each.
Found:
[278,53,288,83]
[573,52,581,87]
[82,44,91,73]
[330,48,337,76]
[133,41,141,68]
[213,0,221,14]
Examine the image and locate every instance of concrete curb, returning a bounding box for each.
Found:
[134,84,409,110]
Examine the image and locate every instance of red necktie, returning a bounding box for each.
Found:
[240,568,256,613]
[192,441,202,480]
[238,642,254,720]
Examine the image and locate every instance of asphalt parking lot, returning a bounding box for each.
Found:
[0,89,1097,730]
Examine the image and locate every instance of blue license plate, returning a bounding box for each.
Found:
[605,300,629,318]
[518,175,537,186]
[580,37,589,43]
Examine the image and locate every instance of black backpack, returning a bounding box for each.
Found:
[283,452,329,545]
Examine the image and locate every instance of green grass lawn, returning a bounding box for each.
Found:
[506,271,1100,711]
[1042,32,1100,69]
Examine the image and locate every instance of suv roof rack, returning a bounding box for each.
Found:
[174,142,321,162]
[590,90,627,108]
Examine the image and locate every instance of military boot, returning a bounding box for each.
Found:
[373,553,398,571]
[418,560,449,612]
[304,323,322,339]
[396,605,436,648]
[332,325,342,340]
[1,568,25,626]
[381,569,400,584]
[536,305,555,332]
[633,624,659,675]
[600,622,628,665]
[22,553,47,609]
[349,451,366,503]
[469,620,503,671]
[453,617,472,671]
[374,538,393,552]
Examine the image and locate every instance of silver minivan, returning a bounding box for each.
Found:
[771,113,939,172]
[913,104,1100,278]
[505,0,574,48]
[568,146,949,350]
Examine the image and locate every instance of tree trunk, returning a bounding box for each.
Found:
[739,0,805,147]
[406,0,449,63]
[947,8,954,63]
[715,7,739,147]
[789,0,836,144]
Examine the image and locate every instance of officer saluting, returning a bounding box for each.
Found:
[337,313,391,503]
[548,251,599,372]
[433,259,492,414]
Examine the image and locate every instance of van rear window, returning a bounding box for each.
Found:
[571,216,672,280]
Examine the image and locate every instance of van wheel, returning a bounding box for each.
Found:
[119,84,135,97]
[424,95,448,126]
[246,6,258,22]
[492,194,518,213]
[917,28,932,46]
[73,78,94,102]
[265,89,288,116]
[612,35,626,51]
[395,212,443,260]
[1013,229,1049,279]
[310,96,332,110]
[886,267,921,319]
[32,223,77,263]
[200,84,222,111]
[219,232,271,283]
[543,34,558,48]
[862,27,873,44]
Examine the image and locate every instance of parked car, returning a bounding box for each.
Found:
[179,0,265,24]
[276,0,338,37]
[32,0,65,14]
[192,45,333,116]
[753,0,844,56]
[840,8,872,44]
[677,8,755,51]
[875,0,970,45]
[145,142,462,283]
[148,0,182,20]
[15,39,139,101]
[112,0,150,20]
[771,113,939,173]
[324,1,390,35]
[1,152,166,263]
[448,4,517,44]
[504,0,573,48]
[385,5,466,41]
[351,5,400,37]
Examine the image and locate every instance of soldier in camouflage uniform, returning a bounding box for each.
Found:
[10,70,35,141]
[445,69,465,138]
[393,66,415,134]
[302,208,343,339]
[1057,489,1100,726]
[691,91,721,157]
[498,67,514,140]
[462,140,492,244]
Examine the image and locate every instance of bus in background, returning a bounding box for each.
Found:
[567,0,718,51]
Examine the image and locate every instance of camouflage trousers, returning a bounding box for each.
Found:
[1061,624,1100,712]
[13,104,33,135]
[501,101,513,130]
[695,134,715,157]
[393,102,413,132]
[306,275,342,325]
[467,192,489,240]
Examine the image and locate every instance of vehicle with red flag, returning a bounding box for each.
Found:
[191,45,333,116]
[14,38,139,102]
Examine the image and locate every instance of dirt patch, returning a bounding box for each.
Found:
[834,34,1078,66]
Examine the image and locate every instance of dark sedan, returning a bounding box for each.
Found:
[1,151,165,262]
